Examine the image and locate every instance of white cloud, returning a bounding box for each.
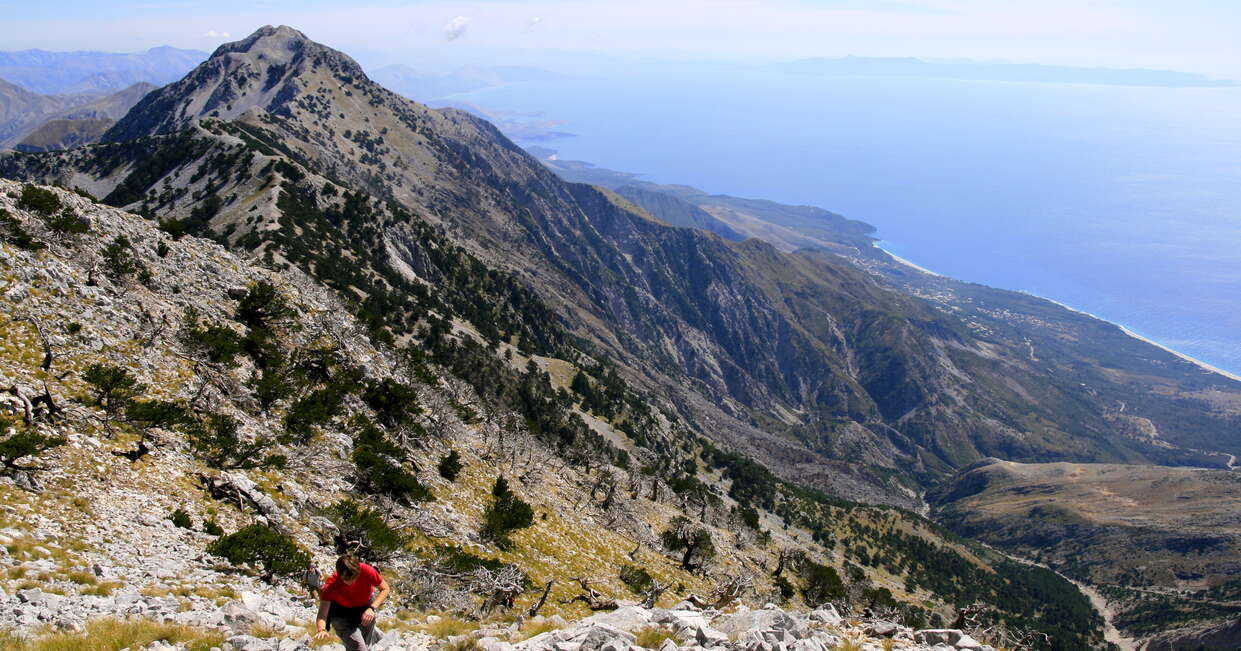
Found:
[443,16,470,41]
[526,16,543,31]
[203,30,231,39]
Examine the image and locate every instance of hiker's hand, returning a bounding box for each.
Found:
[314,630,330,641]
[362,607,376,625]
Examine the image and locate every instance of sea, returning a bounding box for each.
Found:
[445,64,1241,376]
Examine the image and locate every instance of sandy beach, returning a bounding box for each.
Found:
[1035,297,1241,383]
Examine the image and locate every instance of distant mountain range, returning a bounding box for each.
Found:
[0,80,155,150]
[767,56,1237,87]
[0,45,206,95]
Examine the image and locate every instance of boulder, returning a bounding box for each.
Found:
[578,624,636,651]
[915,629,968,646]
[713,609,797,637]
[863,621,898,638]
[227,634,278,651]
[952,633,987,650]
[807,606,842,628]
[586,605,653,632]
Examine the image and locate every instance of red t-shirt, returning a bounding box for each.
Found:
[320,563,383,608]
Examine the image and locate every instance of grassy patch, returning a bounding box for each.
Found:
[516,618,563,641]
[633,627,676,649]
[6,617,225,651]
[419,615,478,639]
[80,582,123,597]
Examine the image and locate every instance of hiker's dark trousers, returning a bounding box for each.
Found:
[331,616,381,651]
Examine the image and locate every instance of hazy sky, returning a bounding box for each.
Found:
[3,0,1240,76]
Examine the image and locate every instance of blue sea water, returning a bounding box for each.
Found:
[448,66,1241,376]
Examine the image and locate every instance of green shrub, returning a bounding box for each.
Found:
[480,476,534,551]
[775,576,796,601]
[207,524,308,580]
[186,412,286,470]
[661,516,715,571]
[350,417,433,504]
[156,241,171,258]
[802,560,846,606]
[249,368,295,413]
[101,235,139,280]
[170,508,192,529]
[0,209,44,251]
[187,322,245,367]
[125,399,189,430]
[17,184,61,215]
[236,281,295,330]
[82,363,144,415]
[360,378,421,427]
[204,519,224,536]
[437,449,463,481]
[329,499,406,559]
[44,209,90,234]
[283,385,347,442]
[433,545,507,573]
[158,218,189,240]
[0,415,66,470]
[619,564,655,594]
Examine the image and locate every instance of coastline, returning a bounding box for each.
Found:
[1117,325,1241,383]
[874,243,941,276]
[1031,298,1241,383]
[875,242,1241,384]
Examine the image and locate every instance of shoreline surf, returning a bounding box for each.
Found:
[876,242,1241,383]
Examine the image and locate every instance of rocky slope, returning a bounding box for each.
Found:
[0,182,1111,648]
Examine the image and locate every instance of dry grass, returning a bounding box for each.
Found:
[62,569,97,586]
[249,622,283,638]
[633,627,677,649]
[419,615,478,638]
[516,618,563,641]
[835,639,865,651]
[2,617,225,651]
[80,582,123,597]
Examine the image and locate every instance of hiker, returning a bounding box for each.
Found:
[312,554,391,650]
[304,563,323,602]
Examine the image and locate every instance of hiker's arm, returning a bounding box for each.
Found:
[372,576,390,610]
[361,577,390,625]
[314,600,331,640]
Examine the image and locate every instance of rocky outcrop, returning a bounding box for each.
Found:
[466,602,995,651]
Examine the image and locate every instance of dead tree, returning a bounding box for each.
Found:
[559,577,618,611]
[951,603,990,630]
[475,565,528,614]
[641,580,669,609]
[20,316,53,373]
[524,580,554,619]
[709,573,753,609]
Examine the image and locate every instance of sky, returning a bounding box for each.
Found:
[2,0,1240,77]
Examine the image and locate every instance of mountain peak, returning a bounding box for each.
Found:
[217,25,311,57]
[103,25,370,142]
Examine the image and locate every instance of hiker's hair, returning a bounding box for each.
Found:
[336,554,361,580]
